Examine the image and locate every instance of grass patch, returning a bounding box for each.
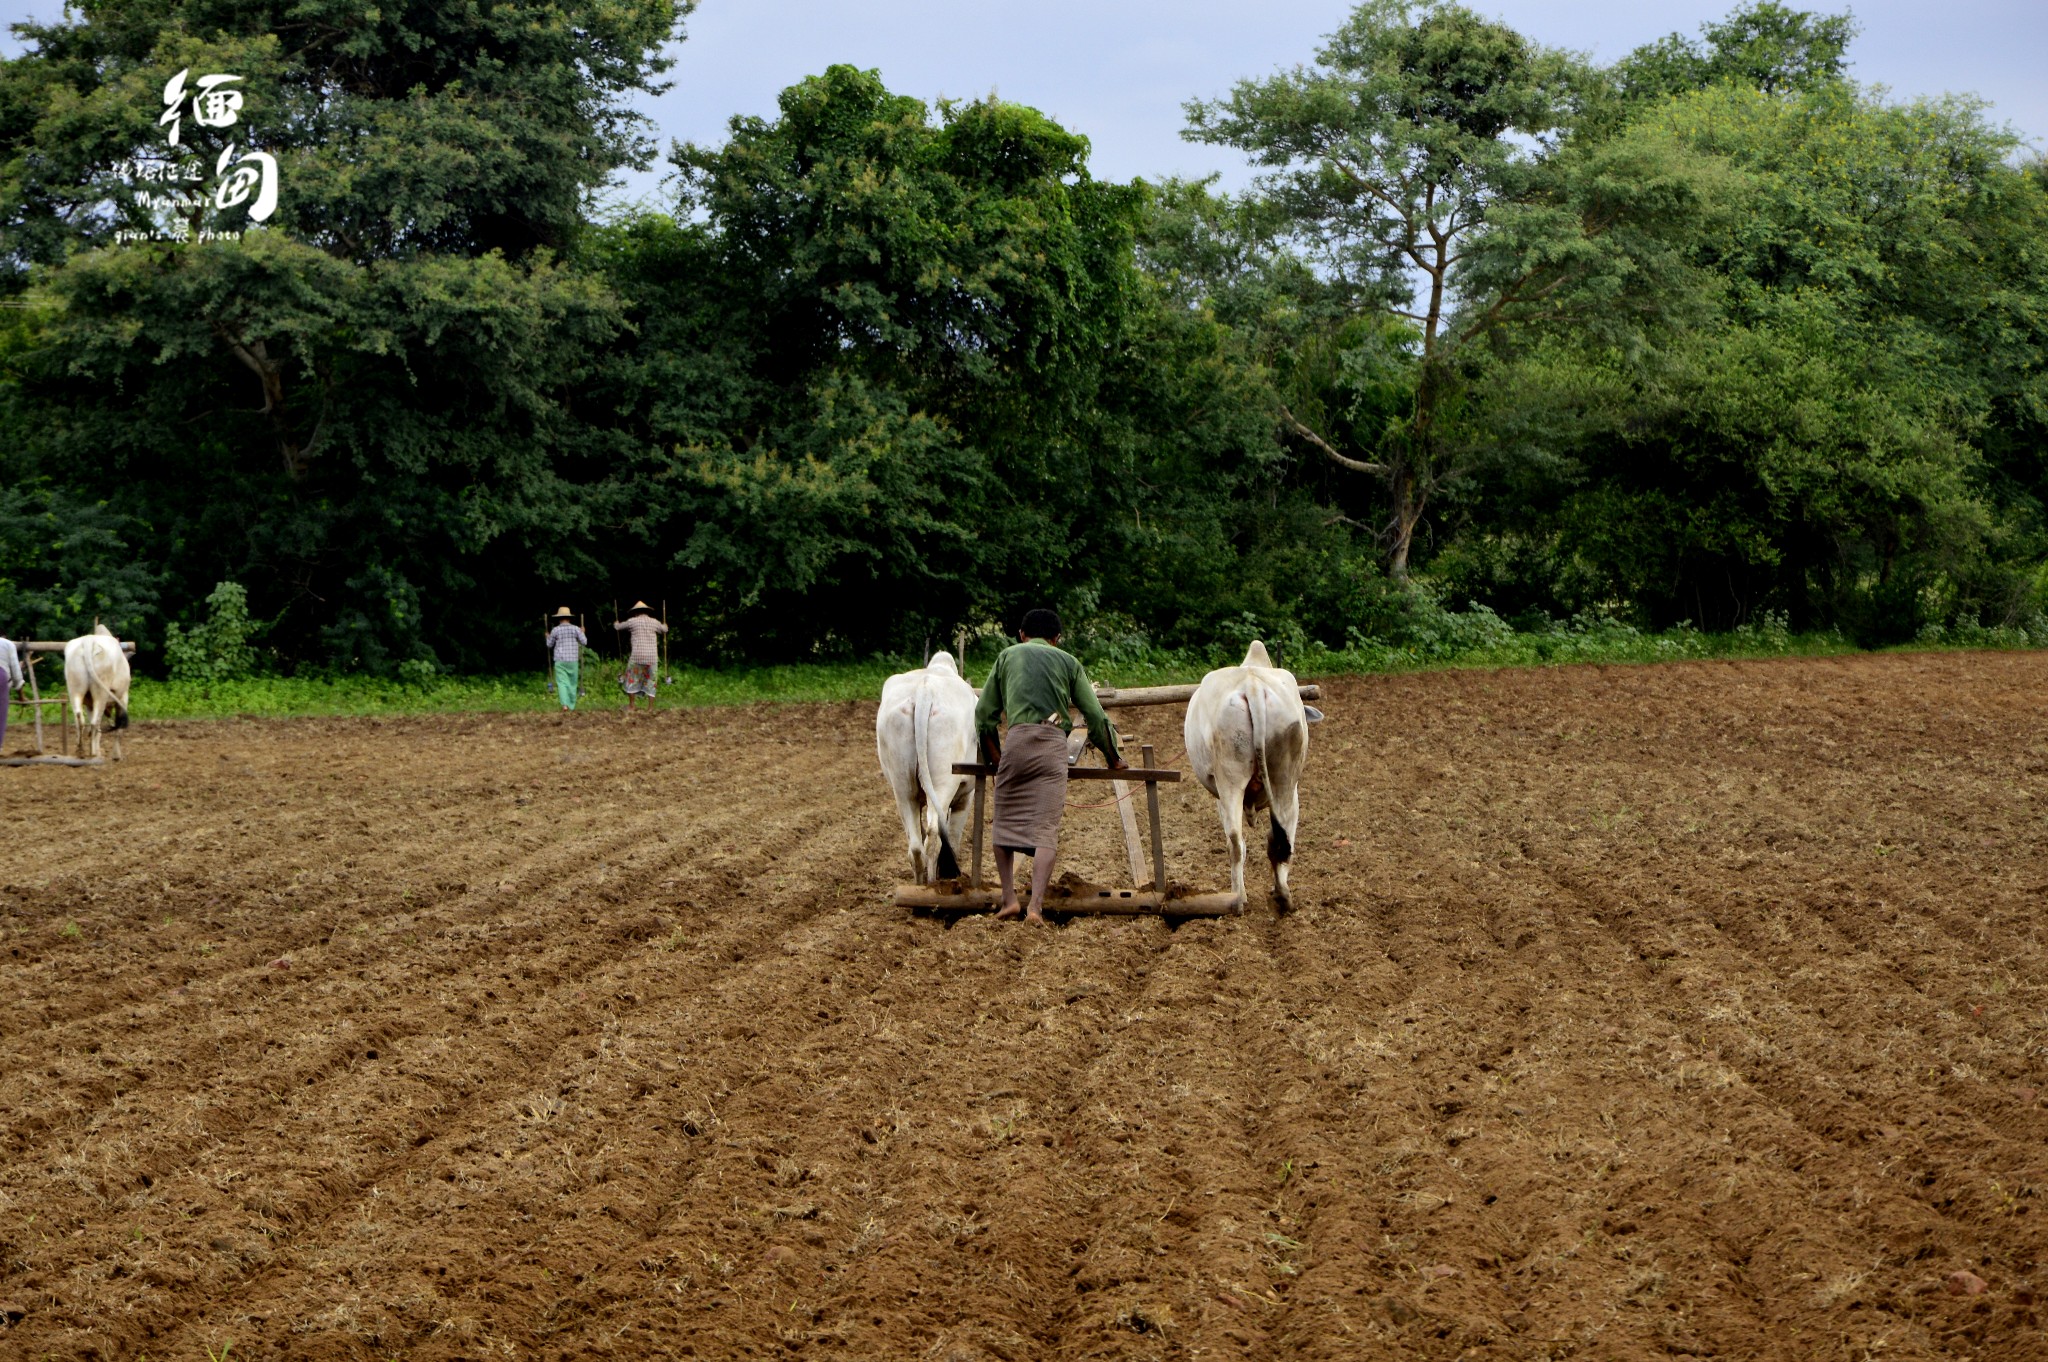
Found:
[132,660,914,720]
[125,615,2038,723]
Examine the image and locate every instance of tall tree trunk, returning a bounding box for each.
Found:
[1387,358,1445,581]
[214,324,328,480]
[1387,463,1422,580]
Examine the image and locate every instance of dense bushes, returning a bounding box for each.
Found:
[1,2,2043,673]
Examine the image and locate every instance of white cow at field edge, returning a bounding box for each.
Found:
[65,624,131,760]
[876,652,979,883]
[1184,640,1322,909]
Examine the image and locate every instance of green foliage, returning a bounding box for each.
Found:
[3,0,689,268]
[0,481,159,641]
[1464,82,2048,639]
[1182,0,1722,577]
[1611,1,1856,105]
[0,1,2043,672]
[0,0,688,670]
[586,65,1157,659]
[164,580,261,682]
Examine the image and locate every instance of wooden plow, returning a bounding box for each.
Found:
[1,639,135,768]
[892,682,1320,919]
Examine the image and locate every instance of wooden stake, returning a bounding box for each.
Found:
[969,771,986,889]
[1142,743,1166,895]
[1112,753,1146,889]
[28,653,44,755]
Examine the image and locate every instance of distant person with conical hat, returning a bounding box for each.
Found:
[614,601,667,712]
[544,607,587,712]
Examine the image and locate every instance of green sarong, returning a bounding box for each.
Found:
[553,658,580,710]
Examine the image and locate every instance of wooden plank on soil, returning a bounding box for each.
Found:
[892,886,1242,917]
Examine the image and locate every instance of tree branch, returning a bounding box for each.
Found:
[1279,405,1386,476]
[213,322,311,479]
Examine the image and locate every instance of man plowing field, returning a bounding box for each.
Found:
[974,609,1126,923]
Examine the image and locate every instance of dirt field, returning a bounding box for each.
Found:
[4,652,2047,1361]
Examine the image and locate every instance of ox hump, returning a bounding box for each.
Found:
[1241,639,1273,670]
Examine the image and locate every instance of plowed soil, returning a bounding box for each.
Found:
[4,652,2048,1361]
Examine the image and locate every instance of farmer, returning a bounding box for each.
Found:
[0,629,20,755]
[974,607,1125,923]
[544,607,587,712]
[614,601,667,712]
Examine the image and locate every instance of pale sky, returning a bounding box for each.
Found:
[5,0,2043,203]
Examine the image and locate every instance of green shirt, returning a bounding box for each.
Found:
[975,639,1121,764]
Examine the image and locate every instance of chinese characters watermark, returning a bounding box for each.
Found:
[115,66,278,242]
[160,69,245,145]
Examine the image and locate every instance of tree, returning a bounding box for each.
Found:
[0,0,689,665]
[581,66,1149,658]
[1184,0,1712,578]
[1462,82,2048,637]
[1611,1,1856,105]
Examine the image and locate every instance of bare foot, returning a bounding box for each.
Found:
[1025,908,1047,925]
[994,901,1022,921]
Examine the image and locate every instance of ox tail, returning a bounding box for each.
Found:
[1244,685,1296,865]
[1241,689,1267,806]
[112,701,129,731]
[1268,808,1292,864]
[911,682,960,881]
[933,823,961,881]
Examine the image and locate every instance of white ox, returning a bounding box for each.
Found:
[1184,640,1322,909]
[876,652,979,883]
[65,624,131,760]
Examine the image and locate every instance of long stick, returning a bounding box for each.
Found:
[28,654,43,755]
[662,598,670,683]
[542,612,551,702]
[969,773,986,890]
[1142,743,1166,895]
[1114,764,1147,888]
